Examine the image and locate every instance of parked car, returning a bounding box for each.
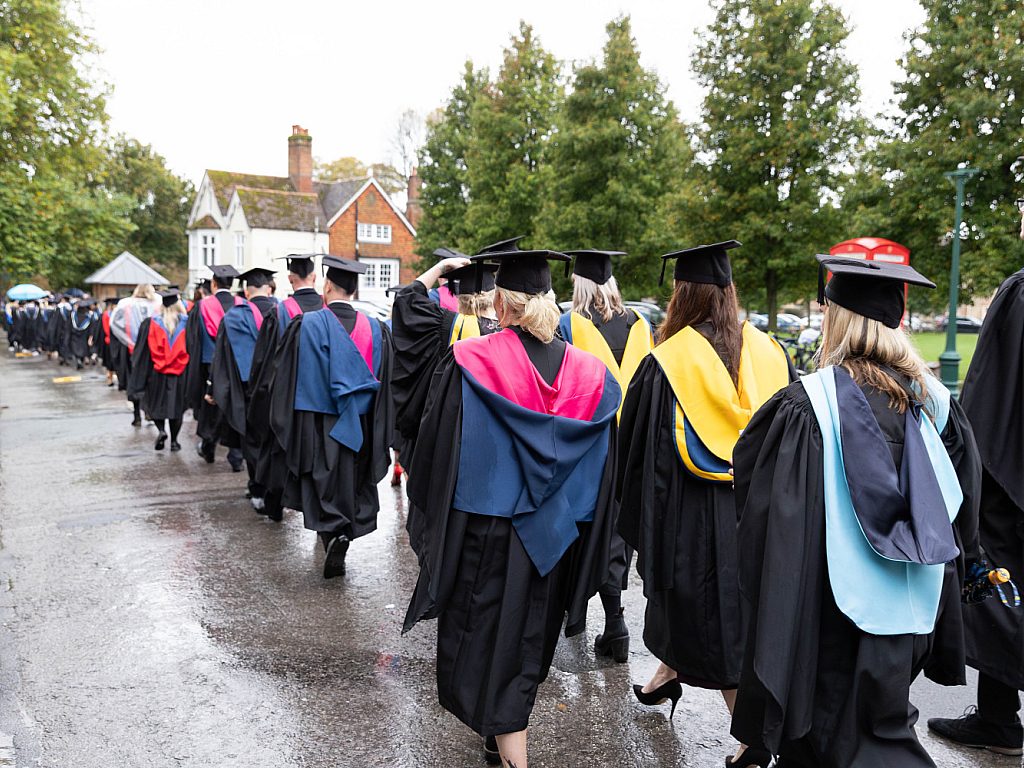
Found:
[350,299,391,322]
[775,314,804,333]
[624,301,665,328]
[937,315,983,334]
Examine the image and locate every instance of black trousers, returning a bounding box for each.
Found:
[979,672,1022,725]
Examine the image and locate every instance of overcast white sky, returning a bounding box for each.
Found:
[78,0,926,186]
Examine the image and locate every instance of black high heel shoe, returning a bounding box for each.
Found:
[155,432,167,451]
[632,679,682,719]
[725,746,773,767]
[483,735,501,765]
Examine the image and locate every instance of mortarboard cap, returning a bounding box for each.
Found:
[473,249,570,295]
[274,253,317,278]
[198,278,212,291]
[210,264,240,282]
[434,246,470,261]
[476,236,526,256]
[446,262,498,295]
[660,240,739,286]
[321,255,367,287]
[239,267,276,288]
[103,297,119,305]
[565,249,625,284]
[815,254,935,329]
[159,289,181,308]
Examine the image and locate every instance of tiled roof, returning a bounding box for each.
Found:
[206,171,291,213]
[188,214,219,230]
[317,178,366,221]
[235,187,325,232]
[84,251,169,286]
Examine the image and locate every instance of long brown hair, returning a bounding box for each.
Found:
[657,280,743,383]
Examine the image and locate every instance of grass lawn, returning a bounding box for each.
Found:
[910,331,979,374]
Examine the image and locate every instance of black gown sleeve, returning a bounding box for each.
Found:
[730,384,827,753]
[941,397,982,565]
[127,318,154,405]
[184,304,205,412]
[369,322,396,484]
[210,325,247,436]
[267,316,303,479]
[391,282,457,451]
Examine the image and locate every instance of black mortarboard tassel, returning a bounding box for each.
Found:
[815,254,935,329]
[472,249,570,295]
[659,240,740,286]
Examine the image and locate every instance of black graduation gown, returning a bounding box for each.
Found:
[127,317,189,420]
[730,381,981,767]
[617,353,793,689]
[98,311,115,370]
[960,268,1024,690]
[403,342,619,737]
[246,288,324,503]
[391,281,499,463]
[67,309,95,360]
[185,292,235,441]
[268,304,393,539]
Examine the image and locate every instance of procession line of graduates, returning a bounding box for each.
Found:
[4,293,108,370]
[7,233,1024,768]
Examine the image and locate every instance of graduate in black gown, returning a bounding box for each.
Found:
[617,241,793,744]
[246,254,325,520]
[98,297,119,386]
[111,284,161,422]
[267,255,393,578]
[14,300,43,353]
[128,290,190,451]
[210,267,278,501]
[730,256,982,768]
[391,249,502,470]
[404,249,621,768]
[559,249,655,664]
[185,264,241,467]
[67,299,97,369]
[928,267,1024,757]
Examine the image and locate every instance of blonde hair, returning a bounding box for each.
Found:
[815,303,932,414]
[457,290,495,318]
[571,275,626,323]
[132,283,156,300]
[495,287,561,343]
[158,301,187,335]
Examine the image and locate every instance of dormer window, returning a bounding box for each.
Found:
[357,222,392,244]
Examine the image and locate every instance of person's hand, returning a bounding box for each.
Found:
[204,394,216,405]
[439,257,470,273]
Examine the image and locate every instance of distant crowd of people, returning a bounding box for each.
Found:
[4,240,1024,768]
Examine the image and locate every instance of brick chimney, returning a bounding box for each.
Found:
[405,167,422,228]
[288,125,313,194]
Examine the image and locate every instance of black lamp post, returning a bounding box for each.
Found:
[939,167,979,396]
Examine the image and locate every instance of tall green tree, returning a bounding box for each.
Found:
[853,0,1024,308]
[681,0,862,324]
[0,0,135,288]
[536,17,691,297]
[104,137,193,273]
[415,61,489,260]
[464,23,562,249]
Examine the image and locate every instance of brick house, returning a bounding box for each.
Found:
[186,125,421,302]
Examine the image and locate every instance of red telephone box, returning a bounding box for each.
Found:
[829,238,912,323]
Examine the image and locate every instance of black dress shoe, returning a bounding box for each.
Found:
[154,432,167,451]
[229,460,243,473]
[484,735,501,765]
[323,535,350,579]
[131,417,142,427]
[928,707,1024,755]
[594,608,629,663]
[170,440,181,452]
[196,442,215,463]
[632,679,683,719]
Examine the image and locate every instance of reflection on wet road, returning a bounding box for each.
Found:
[0,354,1010,767]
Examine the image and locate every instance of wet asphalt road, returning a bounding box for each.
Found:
[0,351,1016,768]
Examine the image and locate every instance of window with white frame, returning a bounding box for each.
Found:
[234,233,245,267]
[201,233,218,266]
[357,257,400,299]
[357,222,392,244]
